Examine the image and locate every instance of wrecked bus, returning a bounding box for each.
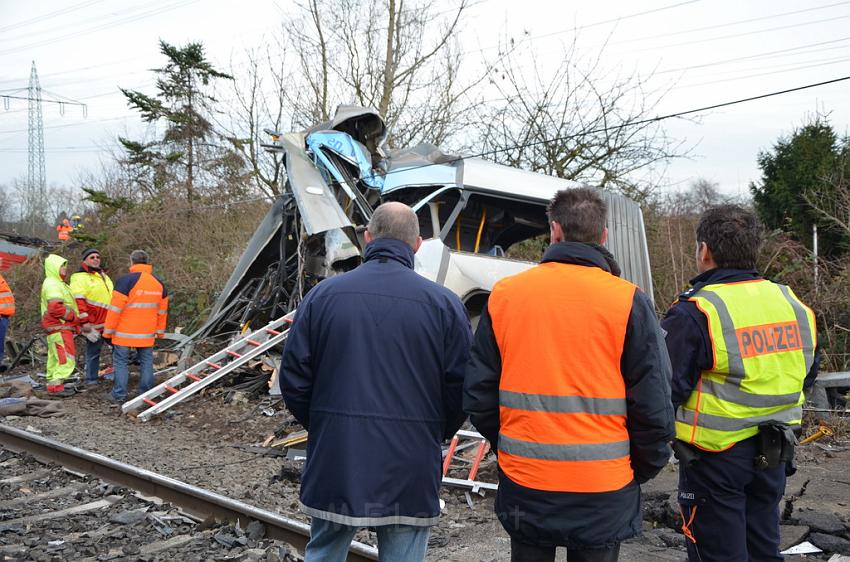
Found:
[199,105,653,337]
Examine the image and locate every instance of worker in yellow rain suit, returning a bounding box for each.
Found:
[40,254,79,397]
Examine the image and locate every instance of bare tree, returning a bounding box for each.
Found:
[804,153,850,240]
[473,38,687,202]
[645,178,735,305]
[0,184,11,227]
[220,47,290,200]
[279,0,480,148]
[11,175,49,236]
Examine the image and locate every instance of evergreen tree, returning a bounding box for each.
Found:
[119,41,237,205]
[750,116,850,256]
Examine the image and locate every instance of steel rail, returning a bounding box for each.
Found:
[0,424,378,561]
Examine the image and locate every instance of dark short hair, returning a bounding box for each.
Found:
[367,202,419,247]
[546,187,607,243]
[696,205,762,269]
[129,249,150,264]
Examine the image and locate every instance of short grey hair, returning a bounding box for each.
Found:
[367,202,420,248]
[130,249,150,264]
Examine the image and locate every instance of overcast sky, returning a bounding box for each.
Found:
[1,0,849,200]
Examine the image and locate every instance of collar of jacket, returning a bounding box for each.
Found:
[80,263,102,273]
[688,267,761,291]
[130,263,153,274]
[540,241,622,277]
[363,238,415,269]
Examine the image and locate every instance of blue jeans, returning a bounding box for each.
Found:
[306,517,430,562]
[84,336,105,383]
[111,345,154,401]
[0,315,8,365]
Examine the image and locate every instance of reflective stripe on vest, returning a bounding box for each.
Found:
[499,434,631,461]
[676,404,802,432]
[0,282,15,316]
[489,262,637,493]
[500,390,627,416]
[676,280,815,451]
[112,331,156,339]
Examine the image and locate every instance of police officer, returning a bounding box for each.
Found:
[662,205,818,562]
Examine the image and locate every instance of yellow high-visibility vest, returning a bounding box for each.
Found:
[675,279,816,451]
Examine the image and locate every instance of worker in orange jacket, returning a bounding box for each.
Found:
[56,219,73,241]
[0,272,15,370]
[465,188,675,562]
[102,250,168,403]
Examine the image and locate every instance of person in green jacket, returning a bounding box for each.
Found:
[41,254,79,397]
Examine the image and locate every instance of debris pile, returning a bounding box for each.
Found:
[0,448,304,562]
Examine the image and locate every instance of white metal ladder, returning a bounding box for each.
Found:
[122,311,295,422]
[442,430,497,494]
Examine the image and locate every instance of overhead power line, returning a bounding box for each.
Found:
[0,116,131,136]
[633,12,850,53]
[655,36,850,74]
[2,76,848,172]
[467,0,849,58]
[615,0,850,44]
[677,57,850,89]
[385,75,850,175]
[1,93,88,116]
[0,0,200,56]
[0,0,104,34]
[462,0,700,57]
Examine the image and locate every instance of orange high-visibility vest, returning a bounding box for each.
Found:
[56,222,72,241]
[488,262,636,493]
[0,274,14,317]
[103,264,168,347]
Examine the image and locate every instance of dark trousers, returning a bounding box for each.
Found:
[0,315,7,365]
[510,539,620,562]
[677,436,785,562]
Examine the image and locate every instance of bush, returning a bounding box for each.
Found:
[5,198,269,337]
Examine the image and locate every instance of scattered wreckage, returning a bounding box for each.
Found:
[203,105,654,339]
[122,105,654,423]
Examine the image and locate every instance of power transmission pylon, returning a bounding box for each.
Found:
[28,61,46,233]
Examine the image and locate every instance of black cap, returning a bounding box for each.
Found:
[81,248,100,260]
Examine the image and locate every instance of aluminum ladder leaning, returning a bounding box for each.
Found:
[122,311,296,422]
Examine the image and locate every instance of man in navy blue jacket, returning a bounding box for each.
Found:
[281,202,472,562]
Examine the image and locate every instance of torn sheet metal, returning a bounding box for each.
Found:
[200,104,655,342]
[281,133,353,235]
[305,105,387,158]
[205,196,286,323]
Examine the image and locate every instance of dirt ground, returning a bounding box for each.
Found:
[3,378,850,561]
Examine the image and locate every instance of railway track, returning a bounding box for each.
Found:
[0,424,377,561]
